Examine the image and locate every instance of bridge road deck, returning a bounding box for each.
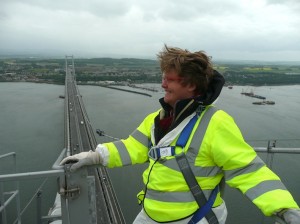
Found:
[64,56,126,224]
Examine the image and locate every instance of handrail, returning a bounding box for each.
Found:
[0,152,64,224]
[254,147,300,153]
[0,152,16,160]
[253,140,300,170]
[0,152,20,224]
[0,190,18,212]
[0,169,64,182]
[52,148,67,170]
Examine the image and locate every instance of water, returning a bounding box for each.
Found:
[79,84,300,224]
[0,82,65,223]
[1,82,300,223]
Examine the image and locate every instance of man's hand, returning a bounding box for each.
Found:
[60,150,103,172]
[277,209,300,224]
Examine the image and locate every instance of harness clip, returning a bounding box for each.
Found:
[148,146,175,160]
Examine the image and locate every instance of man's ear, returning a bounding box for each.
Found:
[187,83,197,93]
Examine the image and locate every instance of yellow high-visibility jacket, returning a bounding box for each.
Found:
[103,106,299,222]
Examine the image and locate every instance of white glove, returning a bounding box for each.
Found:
[60,150,103,172]
[277,209,300,224]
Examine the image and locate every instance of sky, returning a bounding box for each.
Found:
[0,0,300,61]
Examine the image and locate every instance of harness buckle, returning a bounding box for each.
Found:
[148,146,175,160]
[196,103,205,116]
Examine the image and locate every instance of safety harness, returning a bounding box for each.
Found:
[148,106,219,224]
[176,107,219,224]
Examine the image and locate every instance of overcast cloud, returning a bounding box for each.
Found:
[0,0,300,61]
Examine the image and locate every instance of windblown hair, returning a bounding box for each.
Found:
[157,44,214,94]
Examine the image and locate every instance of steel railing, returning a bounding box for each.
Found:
[0,152,21,224]
[0,149,97,224]
[0,151,65,224]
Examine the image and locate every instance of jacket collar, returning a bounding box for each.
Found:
[159,96,204,120]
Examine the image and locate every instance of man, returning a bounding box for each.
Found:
[60,45,300,224]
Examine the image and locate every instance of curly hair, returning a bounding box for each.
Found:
[157,44,214,94]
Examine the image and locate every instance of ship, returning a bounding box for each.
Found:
[241,89,266,100]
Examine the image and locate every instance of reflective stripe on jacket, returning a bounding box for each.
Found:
[104,106,299,222]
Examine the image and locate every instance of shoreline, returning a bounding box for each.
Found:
[1,80,300,87]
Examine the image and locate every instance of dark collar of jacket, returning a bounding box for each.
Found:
[154,97,202,144]
[159,97,202,120]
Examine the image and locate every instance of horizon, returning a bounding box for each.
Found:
[1,51,300,65]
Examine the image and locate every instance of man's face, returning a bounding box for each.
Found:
[161,69,196,108]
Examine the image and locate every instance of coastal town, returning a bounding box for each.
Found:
[1,57,300,86]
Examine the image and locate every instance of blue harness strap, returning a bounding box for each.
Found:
[176,114,198,148]
[188,186,218,224]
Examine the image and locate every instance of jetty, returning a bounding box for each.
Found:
[252,100,275,105]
